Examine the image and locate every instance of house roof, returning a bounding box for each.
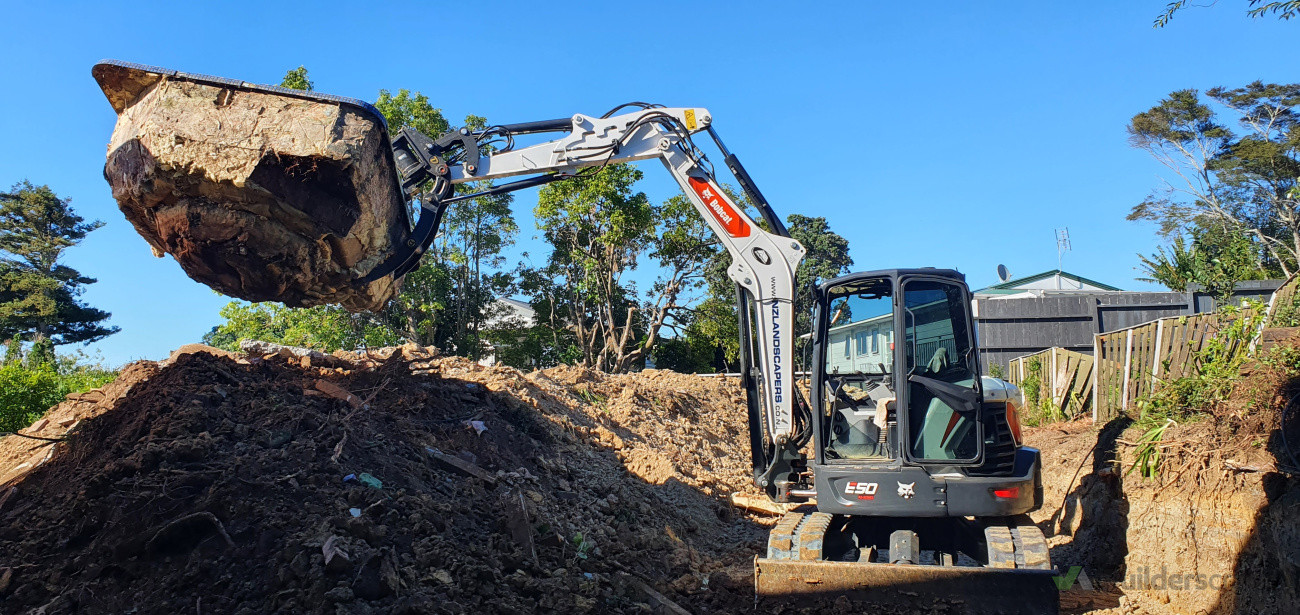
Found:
[975,269,1121,294]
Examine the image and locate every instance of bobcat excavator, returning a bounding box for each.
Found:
[92,60,1058,614]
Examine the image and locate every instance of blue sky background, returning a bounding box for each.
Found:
[0,1,1295,367]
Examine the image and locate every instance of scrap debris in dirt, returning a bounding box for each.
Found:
[0,343,783,614]
[92,62,410,311]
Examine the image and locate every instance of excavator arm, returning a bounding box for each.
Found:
[380,105,811,500]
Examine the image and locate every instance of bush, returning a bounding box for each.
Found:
[0,354,116,433]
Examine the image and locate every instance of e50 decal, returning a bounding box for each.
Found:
[844,481,878,500]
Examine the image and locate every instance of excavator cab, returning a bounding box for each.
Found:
[754,269,1060,614]
[807,269,1043,518]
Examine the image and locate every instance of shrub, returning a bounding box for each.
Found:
[0,351,116,433]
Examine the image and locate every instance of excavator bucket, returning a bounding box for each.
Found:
[91,60,412,311]
[754,558,1059,614]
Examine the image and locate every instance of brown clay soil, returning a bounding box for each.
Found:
[1023,335,1300,615]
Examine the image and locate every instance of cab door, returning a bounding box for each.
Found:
[898,277,984,464]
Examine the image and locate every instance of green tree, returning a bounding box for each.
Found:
[374,89,450,137]
[0,345,116,433]
[785,215,854,368]
[279,66,313,91]
[1137,235,1198,291]
[1154,1,1300,27]
[1127,84,1300,275]
[532,164,652,372]
[1138,226,1278,299]
[0,182,116,346]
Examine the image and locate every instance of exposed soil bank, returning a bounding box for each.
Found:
[1027,340,1300,615]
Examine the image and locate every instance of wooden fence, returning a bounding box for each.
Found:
[1007,348,1093,420]
[1092,311,1255,420]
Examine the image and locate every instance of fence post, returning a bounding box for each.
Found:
[1121,328,1134,413]
[1092,333,1101,421]
[1050,348,1058,408]
[1152,318,1165,386]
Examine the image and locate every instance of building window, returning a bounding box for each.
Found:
[872,329,879,353]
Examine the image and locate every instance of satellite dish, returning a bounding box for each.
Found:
[996,264,1010,282]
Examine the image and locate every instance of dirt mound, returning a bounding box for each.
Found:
[0,345,771,614]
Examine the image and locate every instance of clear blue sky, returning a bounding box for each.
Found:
[1,1,1295,367]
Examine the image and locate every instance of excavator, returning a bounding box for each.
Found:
[92,60,1057,614]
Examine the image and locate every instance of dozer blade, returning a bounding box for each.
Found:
[755,558,1059,615]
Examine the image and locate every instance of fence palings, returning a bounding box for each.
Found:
[1007,347,1092,419]
[1092,311,1253,421]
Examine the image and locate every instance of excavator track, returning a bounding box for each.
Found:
[756,514,1059,614]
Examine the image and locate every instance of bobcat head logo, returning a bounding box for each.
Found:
[897,481,916,499]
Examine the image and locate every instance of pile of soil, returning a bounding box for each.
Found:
[93,62,410,311]
[0,344,775,614]
[14,337,1293,614]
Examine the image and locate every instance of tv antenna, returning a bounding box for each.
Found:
[1055,227,1071,271]
[996,264,1011,283]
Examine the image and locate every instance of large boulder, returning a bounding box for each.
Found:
[93,61,411,311]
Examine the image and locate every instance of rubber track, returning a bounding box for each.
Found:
[795,513,833,561]
[1010,525,1051,570]
[984,526,1016,568]
[766,513,804,560]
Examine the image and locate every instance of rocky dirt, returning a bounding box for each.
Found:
[2,339,1296,614]
[1025,336,1300,615]
[0,344,783,615]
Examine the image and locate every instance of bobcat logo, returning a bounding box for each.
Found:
[897,481,915,499]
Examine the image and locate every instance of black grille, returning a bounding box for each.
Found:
[968,410,1017,476]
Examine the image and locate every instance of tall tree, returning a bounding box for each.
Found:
[686,212,853,370]
[786,214,854,365]
[532,164,652,372]
[1127,84,1300,275]
[525,169,727,373]
[374,89,450,139]
[0,182,117,345]
[1138,225,1277,298]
